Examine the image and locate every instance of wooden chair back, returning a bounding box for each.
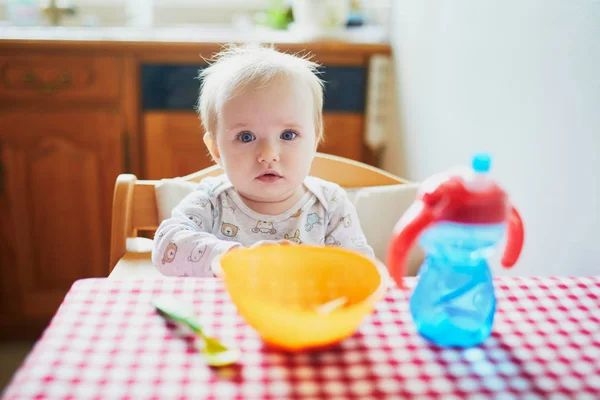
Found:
[109,152,407,270]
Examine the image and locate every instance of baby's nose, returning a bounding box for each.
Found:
[258,142,280,163]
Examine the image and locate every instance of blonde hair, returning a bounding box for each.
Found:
[197,44,324,141]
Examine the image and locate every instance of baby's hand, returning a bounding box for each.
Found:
[250,239,296,248]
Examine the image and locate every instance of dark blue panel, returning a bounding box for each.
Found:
[319,66,366,112]
[141,64,366,112]
[141,64,207,111]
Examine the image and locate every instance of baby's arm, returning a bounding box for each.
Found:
[151,185,241,277]
[325,191,375,259]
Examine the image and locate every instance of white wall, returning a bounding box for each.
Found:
[384,0,600,276]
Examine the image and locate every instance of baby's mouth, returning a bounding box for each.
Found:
[256,171,283,182]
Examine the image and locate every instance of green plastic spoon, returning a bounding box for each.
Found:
[153,296,240,367]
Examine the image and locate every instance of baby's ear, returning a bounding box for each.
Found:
[203,132,221,164]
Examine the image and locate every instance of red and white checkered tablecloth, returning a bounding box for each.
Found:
[3,277,600,399]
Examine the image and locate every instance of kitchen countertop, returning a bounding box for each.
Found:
[0,24,390,52]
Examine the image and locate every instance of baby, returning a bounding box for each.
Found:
[152,44,375,277]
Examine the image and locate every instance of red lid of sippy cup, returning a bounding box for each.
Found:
[386,154,525,288]
[419,154,508,224]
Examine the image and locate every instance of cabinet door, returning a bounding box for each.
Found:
[144,112,214,180]
[319,113,364,161]
[0,110,124,333]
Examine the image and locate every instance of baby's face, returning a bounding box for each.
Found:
[215,76,317,205]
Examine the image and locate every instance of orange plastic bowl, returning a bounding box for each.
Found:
[216,245,388,352]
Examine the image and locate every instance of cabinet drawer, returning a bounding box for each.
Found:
[0,54,121,102]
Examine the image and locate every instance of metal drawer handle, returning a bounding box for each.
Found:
[23,71,72,94]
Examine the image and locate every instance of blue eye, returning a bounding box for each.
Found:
[237,132,255,143]
[281,130,297,140]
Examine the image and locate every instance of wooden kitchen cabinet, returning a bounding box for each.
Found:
[0,51,128,338]
[0,110,126,338]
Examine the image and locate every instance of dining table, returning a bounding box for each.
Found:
[2,276,599,399]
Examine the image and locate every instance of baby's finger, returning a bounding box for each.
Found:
[250,240,279,249]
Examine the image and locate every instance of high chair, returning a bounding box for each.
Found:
[109,152,410,279]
